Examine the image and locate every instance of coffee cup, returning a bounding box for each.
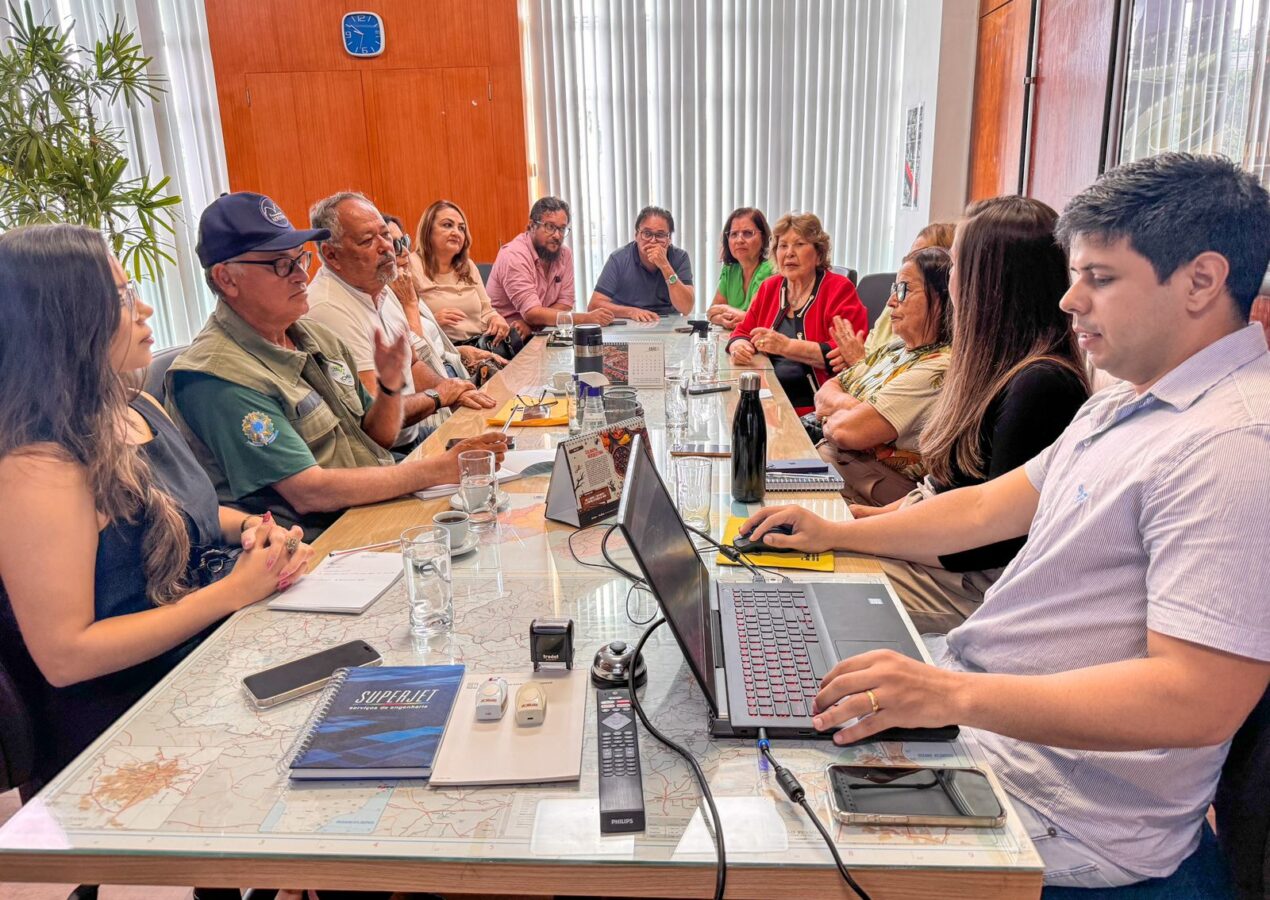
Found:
[432,510,470,548]
[549,370,573,394]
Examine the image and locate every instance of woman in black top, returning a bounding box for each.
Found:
[0,224,315,791]
[850,197,1089,632]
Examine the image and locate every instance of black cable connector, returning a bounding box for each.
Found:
[757,729,873,900]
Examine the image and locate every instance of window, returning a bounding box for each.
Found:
[1116,0,1270,185]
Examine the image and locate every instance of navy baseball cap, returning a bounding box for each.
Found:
[196,192,330,268]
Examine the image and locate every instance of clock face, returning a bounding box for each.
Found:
[342,11,384,57]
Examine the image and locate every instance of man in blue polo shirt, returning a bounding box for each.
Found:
[588,205,694,320]
[743,153,1270,888]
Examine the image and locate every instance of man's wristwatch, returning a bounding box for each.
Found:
[422,388,443,411]
[666,272,680,285]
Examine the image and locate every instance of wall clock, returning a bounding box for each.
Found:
[342,11,385,58]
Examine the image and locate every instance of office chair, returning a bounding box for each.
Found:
[854,272,895,328]
[0,659,34,794]
[829,264,859,285]
[476,262,493,283]
[142,344,188,407]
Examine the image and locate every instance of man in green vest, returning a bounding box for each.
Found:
[167,192,506,539]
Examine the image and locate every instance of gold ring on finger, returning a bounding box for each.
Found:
[865,689,880,715]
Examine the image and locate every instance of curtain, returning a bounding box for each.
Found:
[1119,0,1270,186]
[520,0,908,310]
[0,0,228,347]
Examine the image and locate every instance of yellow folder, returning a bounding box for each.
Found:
[716,515,835,572]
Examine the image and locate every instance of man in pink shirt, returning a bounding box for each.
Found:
[487,197,613,339]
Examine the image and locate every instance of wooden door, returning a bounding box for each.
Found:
[968,0,1032,200]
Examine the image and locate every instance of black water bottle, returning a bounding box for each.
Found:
[574,323,603,376]
[731,372,766,502]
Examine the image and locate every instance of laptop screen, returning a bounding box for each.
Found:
[616,436,719,713]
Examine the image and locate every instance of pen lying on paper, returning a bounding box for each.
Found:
[501,405,520,432]
[328,539,399,558]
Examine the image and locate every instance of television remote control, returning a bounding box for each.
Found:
[596,687,646,833]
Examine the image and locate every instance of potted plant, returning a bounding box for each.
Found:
[0,1,180,280]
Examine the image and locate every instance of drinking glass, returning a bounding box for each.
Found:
[401,525,453,637]
[664,375,687,426]
[458,450,498,530]
[556,310,574,342]
[675,457,713,531]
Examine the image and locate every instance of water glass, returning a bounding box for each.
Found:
[401,526,453,637]
[458,450,498,529]
[664,375,687,426]
[675,457,713,531]
[556,310,574,341]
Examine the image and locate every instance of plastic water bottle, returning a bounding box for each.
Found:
[581,386,607,433]
[731,372,766,502]
[689,319,717,385]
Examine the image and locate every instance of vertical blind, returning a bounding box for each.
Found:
[1118,0,1270,186]
[520,0,909,310]
[0,0,228,347]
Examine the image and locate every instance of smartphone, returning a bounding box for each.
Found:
[447,436,514,450]
[825,764,1006,828]
[242,640,382,708]
[687,383,732,395]
[669,442,732,458]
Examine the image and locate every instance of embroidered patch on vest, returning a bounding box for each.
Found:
[241,411,278,447]
[326,359,356,387]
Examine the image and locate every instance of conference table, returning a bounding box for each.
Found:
[0,319,1043,898]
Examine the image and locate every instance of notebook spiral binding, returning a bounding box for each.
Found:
[277,667,353,775]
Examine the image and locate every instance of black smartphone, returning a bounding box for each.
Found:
[242,640,382,708]
[447,436,514,450]
[825,764,1006,828]
[687,383,732,395]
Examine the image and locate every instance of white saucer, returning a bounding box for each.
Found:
[449,533,480,557]
[450,489,512,512]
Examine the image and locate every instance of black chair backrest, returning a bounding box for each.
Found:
[476,262,493,284]
[143,344,188,406]
[829,265,859,286]
[855,272,895,328]
[1214,687,1270,899]
[0,658,35,794]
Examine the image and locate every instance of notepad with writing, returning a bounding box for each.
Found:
[267,551,401,614]
[288,665,464,780]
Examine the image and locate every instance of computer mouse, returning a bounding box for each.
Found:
[733,523,799,554]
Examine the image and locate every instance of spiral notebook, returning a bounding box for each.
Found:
[287,665,464,780]
[764,459,844,493]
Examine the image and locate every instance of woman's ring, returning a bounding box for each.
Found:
[284,536,299,555]
[865,689,880,715]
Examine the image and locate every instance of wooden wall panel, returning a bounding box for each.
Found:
[205,0,529,261]
[1027,0,1116,211]
[968,0,1031,200]
[362,69,452,233]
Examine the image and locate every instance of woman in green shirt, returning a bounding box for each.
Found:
[706,207,775,329]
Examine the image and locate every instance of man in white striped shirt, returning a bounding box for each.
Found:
[744,153,1270,887]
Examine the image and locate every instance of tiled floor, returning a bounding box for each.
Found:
[0,790,189,900]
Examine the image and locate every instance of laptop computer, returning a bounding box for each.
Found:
[616,435,958,742]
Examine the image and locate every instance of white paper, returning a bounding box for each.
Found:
[759,388,774,400]
[530,799,636,857]
[413,450,558,500]
[266,551,402,614]
[673,797,789,856]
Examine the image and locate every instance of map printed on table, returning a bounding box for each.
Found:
[1,547,1039,873]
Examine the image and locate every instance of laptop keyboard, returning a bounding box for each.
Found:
[726,585,822,720]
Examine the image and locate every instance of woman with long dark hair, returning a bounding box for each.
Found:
[763,197,1089,633]
[0,224,313,791]
[705,206,775,330]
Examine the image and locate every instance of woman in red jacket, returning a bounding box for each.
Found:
[726,212,867,414]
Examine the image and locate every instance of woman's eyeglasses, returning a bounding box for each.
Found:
[728,229,758,241]
[392,235,411,255]
[232,250,313,279]
[890,281,921,303]
[118,282,139,313]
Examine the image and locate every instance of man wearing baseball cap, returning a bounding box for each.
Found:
[165,192,506,539]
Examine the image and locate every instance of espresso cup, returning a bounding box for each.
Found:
[550,370,573,394]
[432,510,470,547]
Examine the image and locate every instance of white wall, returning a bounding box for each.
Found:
[893,0,979,266]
